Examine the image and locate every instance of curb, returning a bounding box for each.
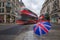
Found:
[0,24,16,25]
[51,23,60,25]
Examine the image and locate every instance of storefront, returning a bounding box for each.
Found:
[0,15,4,23]
[58,17,60,23]
[51,14,58,23]
[6,15,15,23]
[6,15,10,23]
[0,14,15,24]
[10,16,15,23]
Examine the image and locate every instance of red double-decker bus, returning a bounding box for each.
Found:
[16,8,38,25]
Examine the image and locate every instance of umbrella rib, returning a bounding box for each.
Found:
[38,23,48,33]
[34,25,38,32]
[39,26,42,35]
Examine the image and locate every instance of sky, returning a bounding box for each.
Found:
[19,0,45,17]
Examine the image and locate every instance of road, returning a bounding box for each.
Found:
[0,24,30,40]
[0,24,60,40]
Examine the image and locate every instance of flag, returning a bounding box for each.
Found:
[33,21,51,36]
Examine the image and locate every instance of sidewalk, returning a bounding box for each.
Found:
[0,23,16,25]
[51,22,60,25]
[0,23,32,31]
[0,23,17,31]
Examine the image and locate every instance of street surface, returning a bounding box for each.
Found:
[0,24,60,40]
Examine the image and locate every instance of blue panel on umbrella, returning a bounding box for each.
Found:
[41,29,46,34]
[43,22,51,30]
[33,24,36,30]
[35,27,40,36]
[45,26,51,30]
[43,22,51,26]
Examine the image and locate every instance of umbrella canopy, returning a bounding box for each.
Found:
[33,21,51,36]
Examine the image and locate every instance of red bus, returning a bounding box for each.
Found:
[16,8,38,25]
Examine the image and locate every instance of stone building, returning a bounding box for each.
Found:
[0,0,20,24]
[40,0,60,23]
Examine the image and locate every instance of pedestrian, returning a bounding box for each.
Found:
[39,14,50,22]
[39,14,44,22]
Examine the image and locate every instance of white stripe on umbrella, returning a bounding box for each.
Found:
[44,24,51,27]
[39,26,42,35]
[38,23,48,34]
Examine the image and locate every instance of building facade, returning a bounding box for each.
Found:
[0,0,20,24]
[40,0,60,23]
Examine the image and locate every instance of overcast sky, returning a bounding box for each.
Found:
[19,0,45,17]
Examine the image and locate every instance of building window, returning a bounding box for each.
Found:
[6,7,11,13]
[8,0,10,1]
[47,6,50,13]
[13,0,15,3]
[0,8,1,13]
[6,2,11,7]
[2,2,4,7]
[0,2,4,7]
[0,8,4,13]
[6,15,10,23]
[7,0,10,2]
[0,2,1,7]
[6,2,11,13]
[1,8,4,13]
[53,0,59,11]
[0,15,4,23]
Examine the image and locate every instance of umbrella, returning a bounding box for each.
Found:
[33,21,51,36]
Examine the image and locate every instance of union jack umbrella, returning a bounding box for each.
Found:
[33,21,51,36]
